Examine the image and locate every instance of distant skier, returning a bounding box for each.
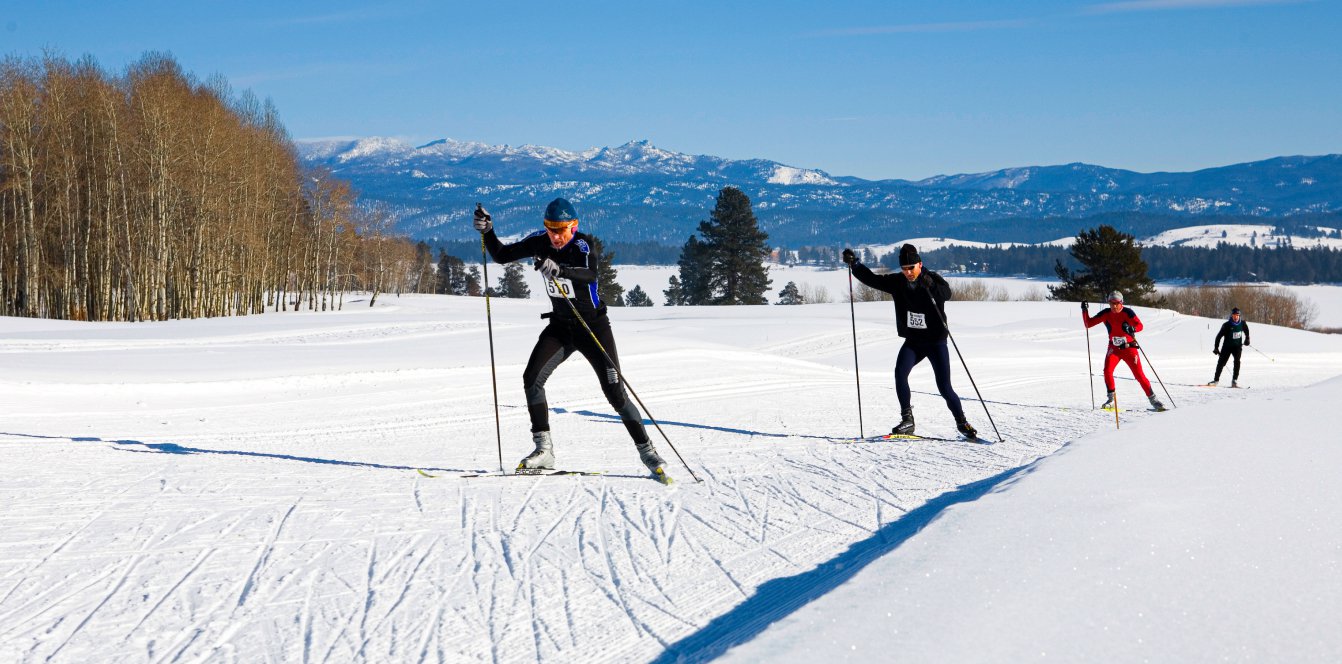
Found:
[474,198,669,479]
[1208,307,1251,387]
[841,244,978,440]
[1082,291,1166,411]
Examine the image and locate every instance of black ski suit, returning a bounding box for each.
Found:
[1213,317,1251,382]
[849,263,965,419]
[482,229,649,443]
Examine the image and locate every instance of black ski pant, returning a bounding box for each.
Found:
[1214,345,1243,381]
[521,314,648,443]
[894,339,965,420]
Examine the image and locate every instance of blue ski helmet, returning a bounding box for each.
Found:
[544,198,578,223]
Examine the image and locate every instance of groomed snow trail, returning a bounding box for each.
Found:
[2,295,1338,662]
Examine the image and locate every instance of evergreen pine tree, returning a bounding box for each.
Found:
[1049,225,1161,305]
[698,187,772,305]
[675,235,714,305]
[776,281,804,305]
[587,234,624,307]
[465,266,482,296]
[663,275,684,306]
[437,252,469,295]
[625,285,653,307]
[496,263,530,299]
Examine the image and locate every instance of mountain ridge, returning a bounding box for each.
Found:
[295,137,1342,246]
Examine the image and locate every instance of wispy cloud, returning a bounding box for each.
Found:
[810,19,1033,38]
[1085,0,1312,14]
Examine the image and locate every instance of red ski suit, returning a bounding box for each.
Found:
[1084,306,1154,396]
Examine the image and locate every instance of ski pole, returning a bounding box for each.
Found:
[848,268,864,439]
[478,205,504,474]
[1112,390,1120,430]
[922,282,1003,443]
[548,274,702,483]
[1249,345,1275,362]
[1136,343,1176,408]
[1083,303,1095,410]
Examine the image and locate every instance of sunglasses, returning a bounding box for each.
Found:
[543,221,576,233]
[899,265,918,272]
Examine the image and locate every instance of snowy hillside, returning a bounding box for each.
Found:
[1142,223,1342,250]
[3,294,1341,662]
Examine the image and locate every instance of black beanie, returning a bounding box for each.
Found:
[898,243,921,266]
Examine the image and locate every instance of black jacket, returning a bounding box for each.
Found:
[850,263,952,342]
[1214,318,1250,350]
[483,229,606,319]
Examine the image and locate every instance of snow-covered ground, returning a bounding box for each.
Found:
[3,290,1341,662]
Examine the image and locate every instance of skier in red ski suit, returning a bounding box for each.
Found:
[1082,291,1165,411]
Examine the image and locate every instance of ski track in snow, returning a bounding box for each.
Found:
[2,295,1340,663]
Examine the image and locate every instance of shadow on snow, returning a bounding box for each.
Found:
[551,407,837,441]
[0,431,468,474]
[650,462,1037,664]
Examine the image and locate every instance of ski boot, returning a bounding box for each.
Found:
[1231,380,1240,388]
[635,440,673,485]
[1100,390,1116,410]
[955,416,978,441]
[1205,379,1218,387]
[518,431,555,471]
[891,408,915,436]
[1148,393,1166,412]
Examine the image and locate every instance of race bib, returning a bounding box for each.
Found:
[1232,331,1243,341]
[1111,336,1127,347]
[908,312,927,330]
[545,277,576,299]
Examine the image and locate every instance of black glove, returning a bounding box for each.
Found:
[1213,349,1220,355]
[1245,341,1250,346]
[1080,301,1089,312]
[841,248,856,265]
[473,203,492,234]
[1122,322,1135,335]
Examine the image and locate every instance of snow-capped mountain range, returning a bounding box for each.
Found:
[295,138,1342,246]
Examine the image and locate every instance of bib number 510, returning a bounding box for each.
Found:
[545,277,576,299]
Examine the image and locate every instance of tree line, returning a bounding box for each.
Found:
[903,242,1342,284]
[0,52,436,321]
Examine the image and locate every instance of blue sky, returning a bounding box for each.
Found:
[5,0,1340,180]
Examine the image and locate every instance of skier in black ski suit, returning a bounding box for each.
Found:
[474,198,668,477]
[1208,307,1251,387]
[842,243,977,440]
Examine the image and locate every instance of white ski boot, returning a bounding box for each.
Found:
[636,440,673,484]
[518,431,555,470]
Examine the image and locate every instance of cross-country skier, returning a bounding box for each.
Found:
[1082,291,1166,411]
[474,198,668,478]
[841,244,978,440]
[1208,307,1251,387]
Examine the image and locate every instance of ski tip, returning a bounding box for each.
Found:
[416,469,438,478]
